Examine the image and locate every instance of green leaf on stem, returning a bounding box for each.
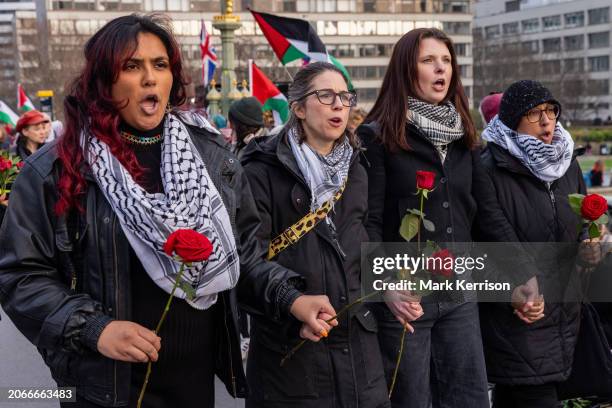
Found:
[594,213,609,225]
[422,189,430,199]
[422,218,435,232]
[588,222,601,239]
[178,279,196,301]
[568,194,584,215]
[407,208,425,218]
[399,214,420,242]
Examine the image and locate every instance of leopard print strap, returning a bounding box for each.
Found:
[267,183,346,260]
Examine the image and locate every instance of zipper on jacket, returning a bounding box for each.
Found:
[221,294,237,396]
[327,218,347,260]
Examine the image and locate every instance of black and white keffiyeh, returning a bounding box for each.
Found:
[287,127,352,211]
[406,97,464,160]
[482,115,574,182]
[82,112,239,310]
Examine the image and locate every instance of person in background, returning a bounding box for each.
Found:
[479,92,503,125]
[347,107,367,133]
[0,125,10,151]
[229,97,266,159]
[13,110,51,160]
[590,159,604,187]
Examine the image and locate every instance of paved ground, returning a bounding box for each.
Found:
[0,308,244,408]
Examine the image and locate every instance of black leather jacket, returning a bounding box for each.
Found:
[0,122,301,406]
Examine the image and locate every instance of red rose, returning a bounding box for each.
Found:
[581,194,608,221]
[428,249,454,278]
[163,229,213,263]
[16,161,24,169]
[416,170,436,191]
[0,158,11,171]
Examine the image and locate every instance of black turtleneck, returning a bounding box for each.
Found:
[119,120,164,194]
[122,119,216,408]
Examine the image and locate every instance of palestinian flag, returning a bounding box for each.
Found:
[0,100,19,127]
[249,61,289,126]
[250,10,353,89]
[17,84,35,111]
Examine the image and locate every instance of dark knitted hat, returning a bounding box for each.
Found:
[498,80,561,130]
[229,97,264,127]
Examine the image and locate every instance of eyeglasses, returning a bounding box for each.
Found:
[524,105,560,123]
[296,89,357,108]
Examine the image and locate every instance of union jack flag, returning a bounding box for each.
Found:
[200,21,218,87]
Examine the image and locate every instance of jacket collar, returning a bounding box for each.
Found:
[488,142,533,177]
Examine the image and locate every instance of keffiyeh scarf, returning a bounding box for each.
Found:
[82,111,239,310]
[287,127,353,212]
[482,115,574,182]
[406,97,465,160]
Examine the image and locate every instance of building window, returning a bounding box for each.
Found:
[521,40,539,53]
[588,79,609,95]
[589,55,610,72]
[564,11,584,28]
[542,38,561,53]
[459,64,471,78]
[485,25,500,38]
[588,31,610,49]
[521,18,539,33]
[283,0,297,11]
[543,59,561,75]
[442,22,470,35]
[564,34,584,51]
[505,0,519,12]
[502,22,518,36]
[454,43,470,56]
[564,58,584,73]
[588,7,610,25]
[363,0,375,12]
[542,15,561,31]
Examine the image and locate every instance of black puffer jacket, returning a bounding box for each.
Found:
[474,142,585,385]
[239,131,389,408]
[0,123,301,406]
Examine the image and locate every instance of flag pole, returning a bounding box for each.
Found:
[282,65,293,82]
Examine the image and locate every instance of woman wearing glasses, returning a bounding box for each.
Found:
[240,61,390,408]
[474,80,586,407]
[358,28,489,407]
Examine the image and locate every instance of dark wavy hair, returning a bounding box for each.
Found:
[366,28,476,152]
[56,14,188,215]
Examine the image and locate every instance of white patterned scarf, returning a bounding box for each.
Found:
[287,127,352,212]
[406,97,464,160]
[482,115,574,183]
[81,111,239,310]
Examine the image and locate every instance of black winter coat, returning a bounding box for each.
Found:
[358,122,479,245]
[474,142,586,385]
[0,124,301,406]
[240,131,389,408]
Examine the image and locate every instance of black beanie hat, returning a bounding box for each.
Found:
[498,80,561,130]
[229,97,264,127]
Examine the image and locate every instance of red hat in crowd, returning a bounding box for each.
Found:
[16,110,49,133]
[479,92,503,125]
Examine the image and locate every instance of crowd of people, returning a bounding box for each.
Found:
[0,13,611,408]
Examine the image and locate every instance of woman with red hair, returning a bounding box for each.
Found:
[0,14,335,408]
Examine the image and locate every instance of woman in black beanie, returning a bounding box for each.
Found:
[474,80,587,407]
